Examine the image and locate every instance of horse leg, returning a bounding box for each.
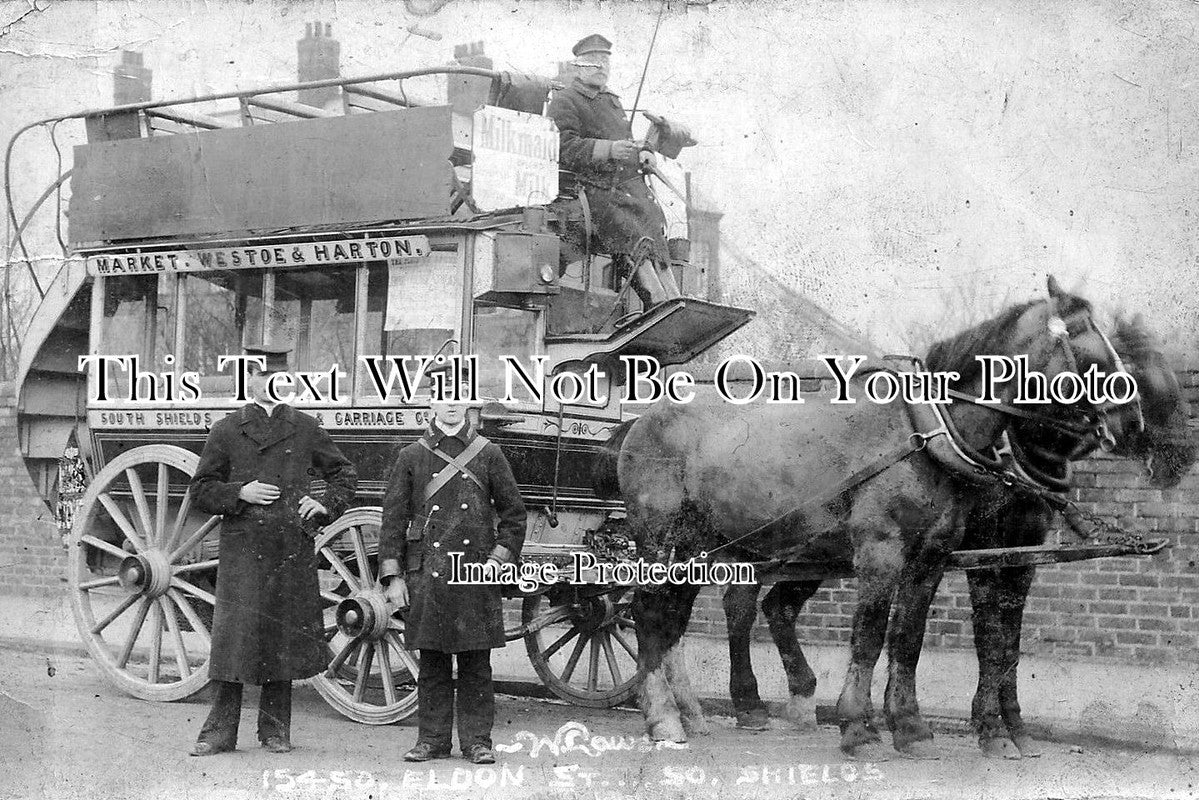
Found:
[763,580,822,731]
[997,564,1042,758]
[836,533,903,759]
[884,554,953,759]
[967,567,1022,759]
[663,637,710,736]
[722,582,769,729]
[633,583,700,742]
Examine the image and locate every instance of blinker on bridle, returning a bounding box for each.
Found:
[1046,301,1145,452]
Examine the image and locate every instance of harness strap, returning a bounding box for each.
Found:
[706,437,925,558]
[942,387,1096,437]
[419,435,489,501]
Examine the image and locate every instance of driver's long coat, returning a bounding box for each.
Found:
[547,78,667,258]
[190,403,357,684]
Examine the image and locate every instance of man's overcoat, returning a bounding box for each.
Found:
[379,423,526,652]
[547,78,668,258]
[190,403,357,684]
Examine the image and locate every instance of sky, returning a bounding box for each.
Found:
[2,0,1197,352]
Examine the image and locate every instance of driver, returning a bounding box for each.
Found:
[547,33,681,309]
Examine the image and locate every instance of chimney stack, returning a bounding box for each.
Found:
[297,21,341,108]
[114,50,152,105]
[448,40,493,114]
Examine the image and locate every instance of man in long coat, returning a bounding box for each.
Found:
[379,373,526,765]
[188,345,357,756]
[547,33,680,307]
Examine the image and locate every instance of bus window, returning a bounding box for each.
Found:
[270,265,356,397]
[181,270,264,397]
[360,250,463,401]
[99,273,178,400]
[471,303,541,400]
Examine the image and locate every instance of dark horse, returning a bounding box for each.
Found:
[718,310,1193,758]
[602,278,1146,758]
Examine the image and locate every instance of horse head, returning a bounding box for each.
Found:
[926,276,1141,457]
[1106,313,1196,488]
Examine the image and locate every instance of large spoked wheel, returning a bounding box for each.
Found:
[69,445,220,701]
[522,585,645,707]
[310,507,419,725]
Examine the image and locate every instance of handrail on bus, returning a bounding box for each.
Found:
[4,65,522,301]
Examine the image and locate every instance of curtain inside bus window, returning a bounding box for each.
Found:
[360,251,463,401]
[471,304,540,399]
[99,274,178,401]
[182,270,264,397]
[271,265,356,398]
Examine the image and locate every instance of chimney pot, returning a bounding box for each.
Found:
[325,23,332,36]
[306,22,312,37]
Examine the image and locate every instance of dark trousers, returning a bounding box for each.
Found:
[417,649,495,751]
[197,680,292,748]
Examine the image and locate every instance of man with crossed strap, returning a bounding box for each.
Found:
[379,366,526,764]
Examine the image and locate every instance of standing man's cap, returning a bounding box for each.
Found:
[244,344,291,373]
[572,33,613,57]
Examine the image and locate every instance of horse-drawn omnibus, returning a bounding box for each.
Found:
[10,65,753,723]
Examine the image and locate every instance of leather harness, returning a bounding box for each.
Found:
[418,435,489,502]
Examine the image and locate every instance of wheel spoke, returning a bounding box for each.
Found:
[601,632,623,686]
[80,535,129,560]
[78,575,120,591]
[167,589,210,645]
[350,527,374,588]
[124,469,155,546]
[116,597,153,669]
[326,637,361,678]
[146,601,163,684]
[173,558,219,575]
[320,546,360,592]
[168,515,220,563]
[378,641,398,706]
[560,633,589,684]
[611,627,636,659]
[165,489,193,554]
[352,642,375,703]
[154,463,170,548]
[91,592,140,634]
[587,636,600,691]
[321,590,344,606]
[386,632,419,678]
[541,625,580,661]
[160,597,191,679]
[170,576,216,607]
[97,493,149,554]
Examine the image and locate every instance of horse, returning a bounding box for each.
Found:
[601,277,1144,758]
[716,310,1193,759]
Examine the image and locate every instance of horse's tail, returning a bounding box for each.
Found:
[593,417,639,500]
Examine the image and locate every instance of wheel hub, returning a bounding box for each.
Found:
[335,592,391,640]
[117,550,171,597]
[573,595,616,633]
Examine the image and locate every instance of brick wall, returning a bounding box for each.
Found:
[0,381,69,597]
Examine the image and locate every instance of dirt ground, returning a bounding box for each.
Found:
[0,648,1195,800]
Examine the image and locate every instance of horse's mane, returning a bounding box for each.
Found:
[924,293,1093,384]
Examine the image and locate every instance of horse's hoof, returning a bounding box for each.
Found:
[782,694,818,731]
[841,741,891,763]
[649,718,687,743]
[980,737,1022,760]
[895,739,941,760]
[682,714,711,737]
[735,709,770,730]
[1013,734,1043,758]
